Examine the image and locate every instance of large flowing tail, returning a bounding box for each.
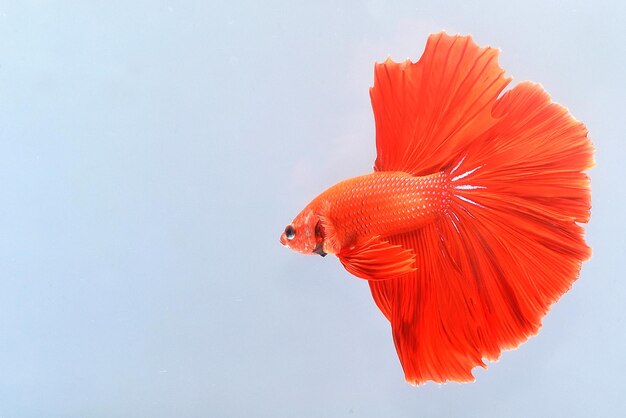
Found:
[368,33,593,384]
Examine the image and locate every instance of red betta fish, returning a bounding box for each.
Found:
[279,33,594,385]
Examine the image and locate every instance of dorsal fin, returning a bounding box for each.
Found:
[370,32,511,175]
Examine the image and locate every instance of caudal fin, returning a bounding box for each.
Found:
[368,33,593,384]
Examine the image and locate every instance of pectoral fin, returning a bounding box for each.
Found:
[338,236,416,281]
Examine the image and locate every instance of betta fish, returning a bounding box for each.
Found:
[279,32,593,384]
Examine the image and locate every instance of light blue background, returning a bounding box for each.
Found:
[0,1,623,417]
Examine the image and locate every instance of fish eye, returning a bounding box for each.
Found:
[284,225,296,240]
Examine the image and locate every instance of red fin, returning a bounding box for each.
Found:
[370,225,485,384]
[370,32,510,175]
[368,45,593,384]
[338,236,416,282]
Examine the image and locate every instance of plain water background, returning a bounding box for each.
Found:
[0,1,623,417]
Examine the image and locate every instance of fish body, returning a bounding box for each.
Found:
[280,33,593,384]
[281,171,448,255]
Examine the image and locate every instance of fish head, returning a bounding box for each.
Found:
[280,208,326,256]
